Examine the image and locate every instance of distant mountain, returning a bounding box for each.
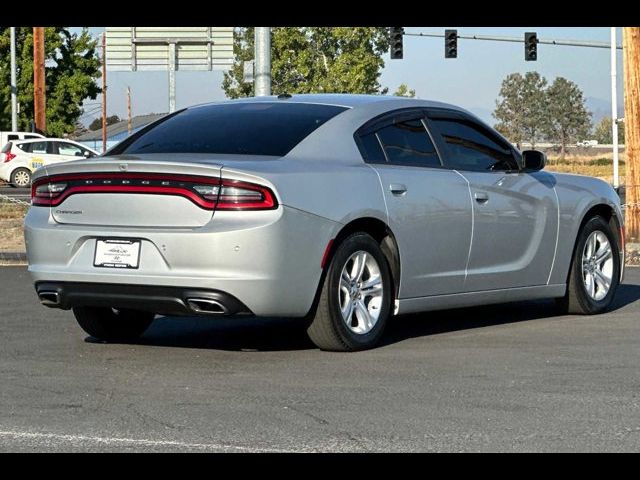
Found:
[585,97,624,126]
[467,107,495,126]
[466,98,623,129]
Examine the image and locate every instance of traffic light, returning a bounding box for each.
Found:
[390,27,404,59]
[525,32,537,61]
[445,29,457,58]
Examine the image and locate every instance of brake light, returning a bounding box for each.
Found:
[3,152,16,163]
[215,180,276,210]
[30,173,278,211]
[32,182,68,205]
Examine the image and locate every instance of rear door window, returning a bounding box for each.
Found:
[28,141,50,154]
[375,118,441,167]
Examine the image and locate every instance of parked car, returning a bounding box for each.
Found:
[0,138,98,187]
[25,95,624,351]
[0,131,44,147]
[577,139,599,147]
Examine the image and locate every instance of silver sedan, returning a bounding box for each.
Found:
[25,94,624,351]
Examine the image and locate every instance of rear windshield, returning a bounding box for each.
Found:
[1,142,12,153]
[109,102,348,157]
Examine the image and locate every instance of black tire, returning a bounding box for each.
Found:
[10,168,31,188]
[306,233,392,352]
[557,215,620,315]
[73,306,155,342]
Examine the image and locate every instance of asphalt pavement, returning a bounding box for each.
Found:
[0,184,30,203]
[1,266,639,452]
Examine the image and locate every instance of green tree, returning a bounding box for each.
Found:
[543,77,592,159]
[89,114,121,131]
[223,27,390,98]
[0,27,101,137]
[593,116,625,145]
[393,83,416,98]
[493,72,547,149]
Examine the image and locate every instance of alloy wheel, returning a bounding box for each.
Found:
[581,230,614,301]
[338,250,384,335]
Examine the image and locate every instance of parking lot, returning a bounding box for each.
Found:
[0,265,639,452]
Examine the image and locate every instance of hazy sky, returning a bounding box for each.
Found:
[74,27,623,126]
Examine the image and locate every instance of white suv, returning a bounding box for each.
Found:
[0,138,99,187]
[0,131,44,146]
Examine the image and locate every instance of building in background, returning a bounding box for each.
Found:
[75,113,166,151]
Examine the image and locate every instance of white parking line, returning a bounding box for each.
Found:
[0,429,302,452]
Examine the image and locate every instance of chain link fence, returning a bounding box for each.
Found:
[0,193,30,207]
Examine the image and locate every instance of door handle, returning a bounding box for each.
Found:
[474,192,489,204]
[390,184,407,196]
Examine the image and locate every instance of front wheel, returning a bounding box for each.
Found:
[557,215,621,314]
[307,233,392,351]
[73,306,155,342]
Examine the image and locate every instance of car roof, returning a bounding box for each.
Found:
[189,93,466,112]
[16,138,81,144]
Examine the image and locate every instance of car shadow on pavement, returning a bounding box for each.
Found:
[102,282,640,352]
[381,282,640,348]
[130,315,317,352]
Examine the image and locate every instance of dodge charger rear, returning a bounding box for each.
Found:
[25,95,624,351]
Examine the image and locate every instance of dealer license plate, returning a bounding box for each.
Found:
[93,239,141,269]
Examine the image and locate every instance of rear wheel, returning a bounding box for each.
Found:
[307,233,392,351]
[10,168,31,188]
[73,306,155,342]
[557,215,620,314]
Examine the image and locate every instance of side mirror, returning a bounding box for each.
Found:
[83,151,92,158]
[522,150,546,171]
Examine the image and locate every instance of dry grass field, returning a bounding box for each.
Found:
[545,152,626,184]
[0,202,27,253]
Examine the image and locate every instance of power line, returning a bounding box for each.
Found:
[405,31,623,50]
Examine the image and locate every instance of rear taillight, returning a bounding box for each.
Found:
[31,174,277,211]
[2,152,16,163]
[32,182,68,206]
[216,180,276,210]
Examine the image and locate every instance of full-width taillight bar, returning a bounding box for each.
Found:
[31,173,278,211]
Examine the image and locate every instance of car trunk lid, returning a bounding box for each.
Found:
[36,154,223,228]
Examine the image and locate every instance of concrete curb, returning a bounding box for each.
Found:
[0,252,26,262]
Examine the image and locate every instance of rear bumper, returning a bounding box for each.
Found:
[25,205,338,317]
[35,281,252,316]
[0,162,14,182]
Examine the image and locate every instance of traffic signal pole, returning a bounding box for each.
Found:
[10,27,18,131]
[254,28,271,96]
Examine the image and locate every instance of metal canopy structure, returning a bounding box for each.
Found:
[105,27,234,112]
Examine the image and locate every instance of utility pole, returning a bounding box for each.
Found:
[612,28,620,190]
[10,27,18,131]
[101,33,107,153]
[623,27,640,241]
[127,86,132,135]
[254,27,271,96]
[32,27,46,133]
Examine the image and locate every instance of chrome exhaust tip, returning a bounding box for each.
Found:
[186,298,228,315]
[38,291,60,306]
